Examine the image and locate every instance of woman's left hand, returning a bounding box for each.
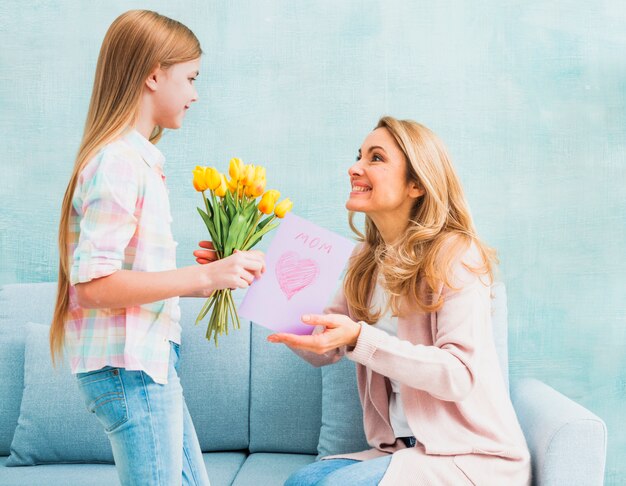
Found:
[193,240,219,264]
[267,314,361,354]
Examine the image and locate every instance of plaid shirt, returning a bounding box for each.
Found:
[67,128,181,384]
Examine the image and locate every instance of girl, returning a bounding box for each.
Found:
[50,10,265,486]
[266,117,531,485]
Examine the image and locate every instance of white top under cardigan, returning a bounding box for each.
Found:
[370,279,414,439]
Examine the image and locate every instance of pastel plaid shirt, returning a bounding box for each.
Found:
[67,128,181,384]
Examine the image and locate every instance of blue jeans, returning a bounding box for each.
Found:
[285,456,392,486]
[75,341,210,486]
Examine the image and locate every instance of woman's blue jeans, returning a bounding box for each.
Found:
[285,456,392,486]
[75,341,210,486]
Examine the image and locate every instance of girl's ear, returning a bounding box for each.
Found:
[145,67,160,92]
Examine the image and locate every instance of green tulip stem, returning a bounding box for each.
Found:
[202,191,210,217]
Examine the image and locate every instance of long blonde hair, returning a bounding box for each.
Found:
[50,10,202,365]
[344,116,497,322]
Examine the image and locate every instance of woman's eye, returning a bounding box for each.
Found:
[355,154,361,161]
[372,154,383,162]
[189,77,197,83]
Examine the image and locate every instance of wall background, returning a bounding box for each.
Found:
[1,1,624,483]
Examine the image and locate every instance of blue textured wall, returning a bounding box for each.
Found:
[1,1,624,483]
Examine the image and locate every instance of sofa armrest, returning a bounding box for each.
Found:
[510,377,607,486]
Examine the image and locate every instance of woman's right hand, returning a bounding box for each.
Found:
[194,247,266,297]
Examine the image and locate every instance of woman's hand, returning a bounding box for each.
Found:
[193,240,219,264]
[267,314,361,354]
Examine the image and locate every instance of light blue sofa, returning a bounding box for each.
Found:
[0,282,607,485]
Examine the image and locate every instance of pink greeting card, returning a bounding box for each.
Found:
[238,213,355,335]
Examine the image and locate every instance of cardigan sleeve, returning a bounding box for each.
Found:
[346,243,490,402]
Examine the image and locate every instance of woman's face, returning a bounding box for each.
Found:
[346,127,422,220]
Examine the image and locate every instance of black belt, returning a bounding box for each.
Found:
[399,436,417,448]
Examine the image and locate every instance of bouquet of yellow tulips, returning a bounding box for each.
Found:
[193,157,293,345]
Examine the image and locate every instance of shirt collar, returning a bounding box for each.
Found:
[122,128,165,169]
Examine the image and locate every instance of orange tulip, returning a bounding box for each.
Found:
[249,178,266,198]
[258,191,277,214]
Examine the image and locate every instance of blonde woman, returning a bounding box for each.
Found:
[50,10,265,485]
[267,117,531,485]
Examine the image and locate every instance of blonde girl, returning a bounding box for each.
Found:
[50,10,264,486]
[266,117,531,485]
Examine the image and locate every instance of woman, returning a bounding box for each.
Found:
[267,116,531,485]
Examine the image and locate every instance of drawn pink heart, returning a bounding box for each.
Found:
[275,251,320,300]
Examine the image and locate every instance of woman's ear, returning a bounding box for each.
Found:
[409,182,425,199]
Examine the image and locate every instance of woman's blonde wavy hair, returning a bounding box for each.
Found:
[50,10,202,365]
[344,116,497,323]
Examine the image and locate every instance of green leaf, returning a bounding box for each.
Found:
[242,221,280,250]
[257,215,274,231]
[224,213,247,256]
[197,207,219,243]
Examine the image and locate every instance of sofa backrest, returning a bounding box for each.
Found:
[0,281,509,457]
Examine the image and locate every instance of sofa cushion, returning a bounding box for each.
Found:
[231,452,316,486]
[318,357,369,458]
[0,452,246,486]
[6,322,114,466]
[0,334,26,456]
[0,282,57,455]
[248,324,322,454]
[178,295,251,452]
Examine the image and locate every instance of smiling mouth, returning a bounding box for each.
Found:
[351,185,371,193]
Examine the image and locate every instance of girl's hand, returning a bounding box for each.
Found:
[193,240,218,264]
[267,314,361,354]
[196,249,266,296]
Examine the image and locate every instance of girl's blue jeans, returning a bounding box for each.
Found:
[75,341,210,486]
[284,455,392,486]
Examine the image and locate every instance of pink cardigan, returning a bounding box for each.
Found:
[292,244,531,485]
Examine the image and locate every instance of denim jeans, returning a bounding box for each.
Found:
[284,455,392,486]
[75,341,210,486]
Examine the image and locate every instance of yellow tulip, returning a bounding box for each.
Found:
[274,198,293,218]
[227,177,239,193]
[265,189,281,202]
[258,191,277,214]
[242,165,256,186]
[205,167,222,191]
[215,174,227,197]
[192,166,209,192]
[229,158,244,181]
[254,166,266,181]
[249,177,266,198]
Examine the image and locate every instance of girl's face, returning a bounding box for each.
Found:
[151,58,200,129]
[346,127,423,220]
